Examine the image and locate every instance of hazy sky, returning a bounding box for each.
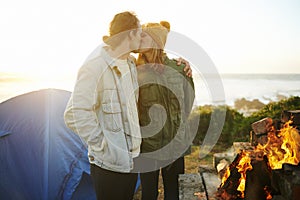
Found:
[1,0,300,79]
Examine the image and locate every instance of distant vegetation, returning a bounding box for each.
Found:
[189,96,300,148]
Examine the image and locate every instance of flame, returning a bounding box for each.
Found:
[236,151,252,198]
[217,189,236,200]
[219,151,253,198]
[220,167,230,187]
[264,186,272,200]
[256,120,300,169]
[218,120,299,199]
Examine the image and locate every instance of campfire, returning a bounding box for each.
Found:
[216,110,300,200]
[256,120,300,170]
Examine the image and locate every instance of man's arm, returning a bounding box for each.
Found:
[175,57,192,77]
[64,60,103,145]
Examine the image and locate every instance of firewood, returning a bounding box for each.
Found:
[251,117,273,135]
[244,156,272,200]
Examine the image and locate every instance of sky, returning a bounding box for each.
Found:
[0,0,300,81]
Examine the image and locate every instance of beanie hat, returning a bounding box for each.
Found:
[142,21,170,49]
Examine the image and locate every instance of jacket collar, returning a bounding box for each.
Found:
[101,47,139,104]
[101,46,133,70]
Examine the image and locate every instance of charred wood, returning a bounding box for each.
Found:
[244,156,272,200]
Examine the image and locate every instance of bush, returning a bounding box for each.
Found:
[189,96,300,147]
[236,96,300,139]
[189,105,244,147]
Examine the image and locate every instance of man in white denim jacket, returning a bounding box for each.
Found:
[64,11,142,200]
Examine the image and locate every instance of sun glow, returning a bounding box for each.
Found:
[0,70,75,103]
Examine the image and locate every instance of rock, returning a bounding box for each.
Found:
[213,147,236,170]
[179,173,204,200]
[216,159,229,179]
[233,142,253,153]
[201,173,220,200]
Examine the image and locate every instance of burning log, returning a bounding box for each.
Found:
[216,150,273,200]
[251,117,274,135]
[215,114,300,200]
[250,130,268,146]
[244,156,272,200]
[251,118,275,146]
[216,151,250,200]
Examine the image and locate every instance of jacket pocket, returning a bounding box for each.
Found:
[102,102,122,132]
[89,131,107,152]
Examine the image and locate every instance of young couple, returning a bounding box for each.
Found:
[64,11,195,200]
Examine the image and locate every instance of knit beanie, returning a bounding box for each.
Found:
[142,21,170,49]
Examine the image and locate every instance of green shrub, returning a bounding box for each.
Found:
[189,105,244,147]
[236,96,300,139]
[189,96,300,147]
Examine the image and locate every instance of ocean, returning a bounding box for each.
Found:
[193,73,300,107]
[1,73,300,108]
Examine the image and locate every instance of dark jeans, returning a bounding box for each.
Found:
[90,164,137,200]
[138,157,184,200]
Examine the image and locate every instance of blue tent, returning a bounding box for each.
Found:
[0,89,96,200]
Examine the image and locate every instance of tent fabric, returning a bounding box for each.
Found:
[0,130,10,138]
[0,89,96,200]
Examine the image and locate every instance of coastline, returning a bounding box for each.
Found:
[1,72,300,115]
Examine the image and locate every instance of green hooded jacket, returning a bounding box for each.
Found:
[137,57,195,160]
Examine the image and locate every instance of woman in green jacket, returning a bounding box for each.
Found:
[135,21,195,200]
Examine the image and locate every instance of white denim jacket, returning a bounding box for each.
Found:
[64,47,141,173]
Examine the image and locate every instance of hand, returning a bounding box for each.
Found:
[175,57,192,77]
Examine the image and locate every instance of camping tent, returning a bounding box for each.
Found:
[0,89,96,200]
